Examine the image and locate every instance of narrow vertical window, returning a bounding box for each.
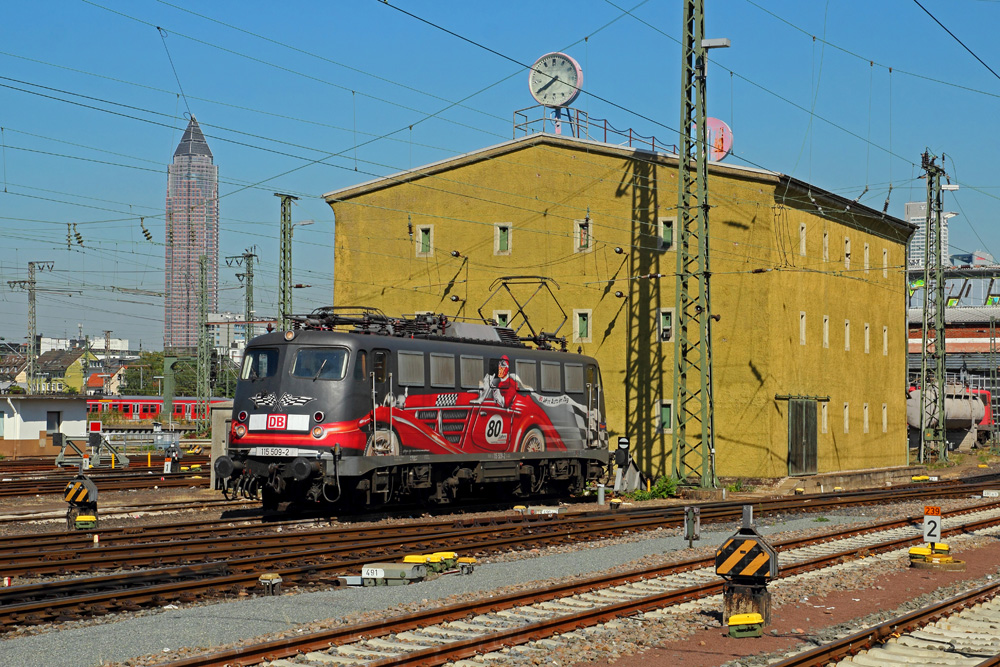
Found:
[800,311,806,346]
[882,403,888,433]
[844,237,851,270]
[823,230,829,261]
[799,223,807,256]
[823,315,829,349]
[416,225,433,257]
[573,309,592,342]
[883,326,888,356]
[864,243,870,272]
[883,248,888,278]
[864,322,870,354]
[658,308,675,343]
[821,402,828,434]
[845,319,850,351]
[495,224,511,255]
[863,403,869,433]
[843,402,850,434]
[658,400,673,433]
[658,217,675,251]
[574,219,592,253]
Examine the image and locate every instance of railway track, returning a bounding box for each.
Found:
[4,477,999,579]
[159,505,1000,667]
[3,480,1000,632]
[0,468,210,497]
[772,581,1000,666]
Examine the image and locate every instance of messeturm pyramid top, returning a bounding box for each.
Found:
[173,116,213,159]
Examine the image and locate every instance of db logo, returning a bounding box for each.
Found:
[266,414,287,430]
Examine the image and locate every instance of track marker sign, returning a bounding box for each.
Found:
[924,505,942,543]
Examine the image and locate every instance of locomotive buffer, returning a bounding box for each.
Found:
[715,505,778,626]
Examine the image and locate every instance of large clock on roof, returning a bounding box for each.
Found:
[528,52,583,107]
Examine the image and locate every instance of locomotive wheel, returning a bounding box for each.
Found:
[365,429,400,456]
[518,426,546,452]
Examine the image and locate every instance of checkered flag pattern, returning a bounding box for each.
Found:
[250,392,277,409]
[435,394,458,407]
[279,393,315,407]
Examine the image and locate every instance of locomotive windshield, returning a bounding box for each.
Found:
[291,347,349,381]
[241,348,279,380]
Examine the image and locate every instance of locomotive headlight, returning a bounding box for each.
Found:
[313,411,324,423]
[311,426,325,439]
[284,330,296,341]
[237,410,248,422]
[234,424,247,438]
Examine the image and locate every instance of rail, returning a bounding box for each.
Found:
[514,105,678,154]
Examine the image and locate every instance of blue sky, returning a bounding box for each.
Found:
[0,0,997,348]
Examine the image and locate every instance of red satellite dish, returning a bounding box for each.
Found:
[706,118,733,161]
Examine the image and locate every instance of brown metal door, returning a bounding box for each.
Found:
[788,399,818,475]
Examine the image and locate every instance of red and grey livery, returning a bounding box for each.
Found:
[215,309,610,510]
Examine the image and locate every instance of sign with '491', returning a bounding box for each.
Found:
[924,505,942,543]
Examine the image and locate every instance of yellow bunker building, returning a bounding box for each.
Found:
[323,133,914,481]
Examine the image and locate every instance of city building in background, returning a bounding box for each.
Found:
[905,201,952,269]
[207,312,254,363]
[164,116,219,351]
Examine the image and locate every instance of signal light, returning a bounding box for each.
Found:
[311,426,324,439]
[233,424,247,438]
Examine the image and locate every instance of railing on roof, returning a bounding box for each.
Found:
[514,105,678,154]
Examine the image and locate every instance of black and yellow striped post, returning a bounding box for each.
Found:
[716,505,778,627]
[64,474,98,530]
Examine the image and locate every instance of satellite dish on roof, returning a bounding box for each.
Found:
[706,118,733,161]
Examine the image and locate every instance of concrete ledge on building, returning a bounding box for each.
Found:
[766,466,927,496]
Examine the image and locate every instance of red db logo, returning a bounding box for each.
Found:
[266,414,287,430]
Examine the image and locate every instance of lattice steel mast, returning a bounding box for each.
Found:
[196,255,210,427]
[917,151,948,461]
[672,0,725,487]
[276,193,298,330]
[8,261,54,394]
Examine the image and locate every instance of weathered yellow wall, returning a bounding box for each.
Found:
[327,137,910,480]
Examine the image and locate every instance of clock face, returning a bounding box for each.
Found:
[529,52,583,107]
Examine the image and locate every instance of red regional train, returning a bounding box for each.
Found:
[215,308,611,510]
[87,396,228,422]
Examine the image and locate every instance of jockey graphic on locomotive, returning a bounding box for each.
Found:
[215,308,610,510]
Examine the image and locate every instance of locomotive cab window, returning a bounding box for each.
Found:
[242,348,279,380]
[353,350,368,381]
[373,350,388,383]
[291,348,349,381]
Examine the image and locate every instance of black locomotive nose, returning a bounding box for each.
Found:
[215,455,239,479]
[289,456,319,482]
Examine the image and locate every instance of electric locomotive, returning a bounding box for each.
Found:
[215,308,610,510]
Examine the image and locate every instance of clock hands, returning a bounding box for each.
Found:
[537,75,560,93]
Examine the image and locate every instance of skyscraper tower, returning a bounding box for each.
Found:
[164,116,218,350]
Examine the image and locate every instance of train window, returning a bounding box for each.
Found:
[373,351,388,383]
[540,362,561,392]
[514,359,536,390]
[460,355,484,389]
[291,348,349,381]
[430,353,456,388]
[564,364,584,393]
[242,348,279,380]
[354,350,368,381]
[398,351,425,386]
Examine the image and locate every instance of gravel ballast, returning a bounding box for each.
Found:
[0,499,989,667]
